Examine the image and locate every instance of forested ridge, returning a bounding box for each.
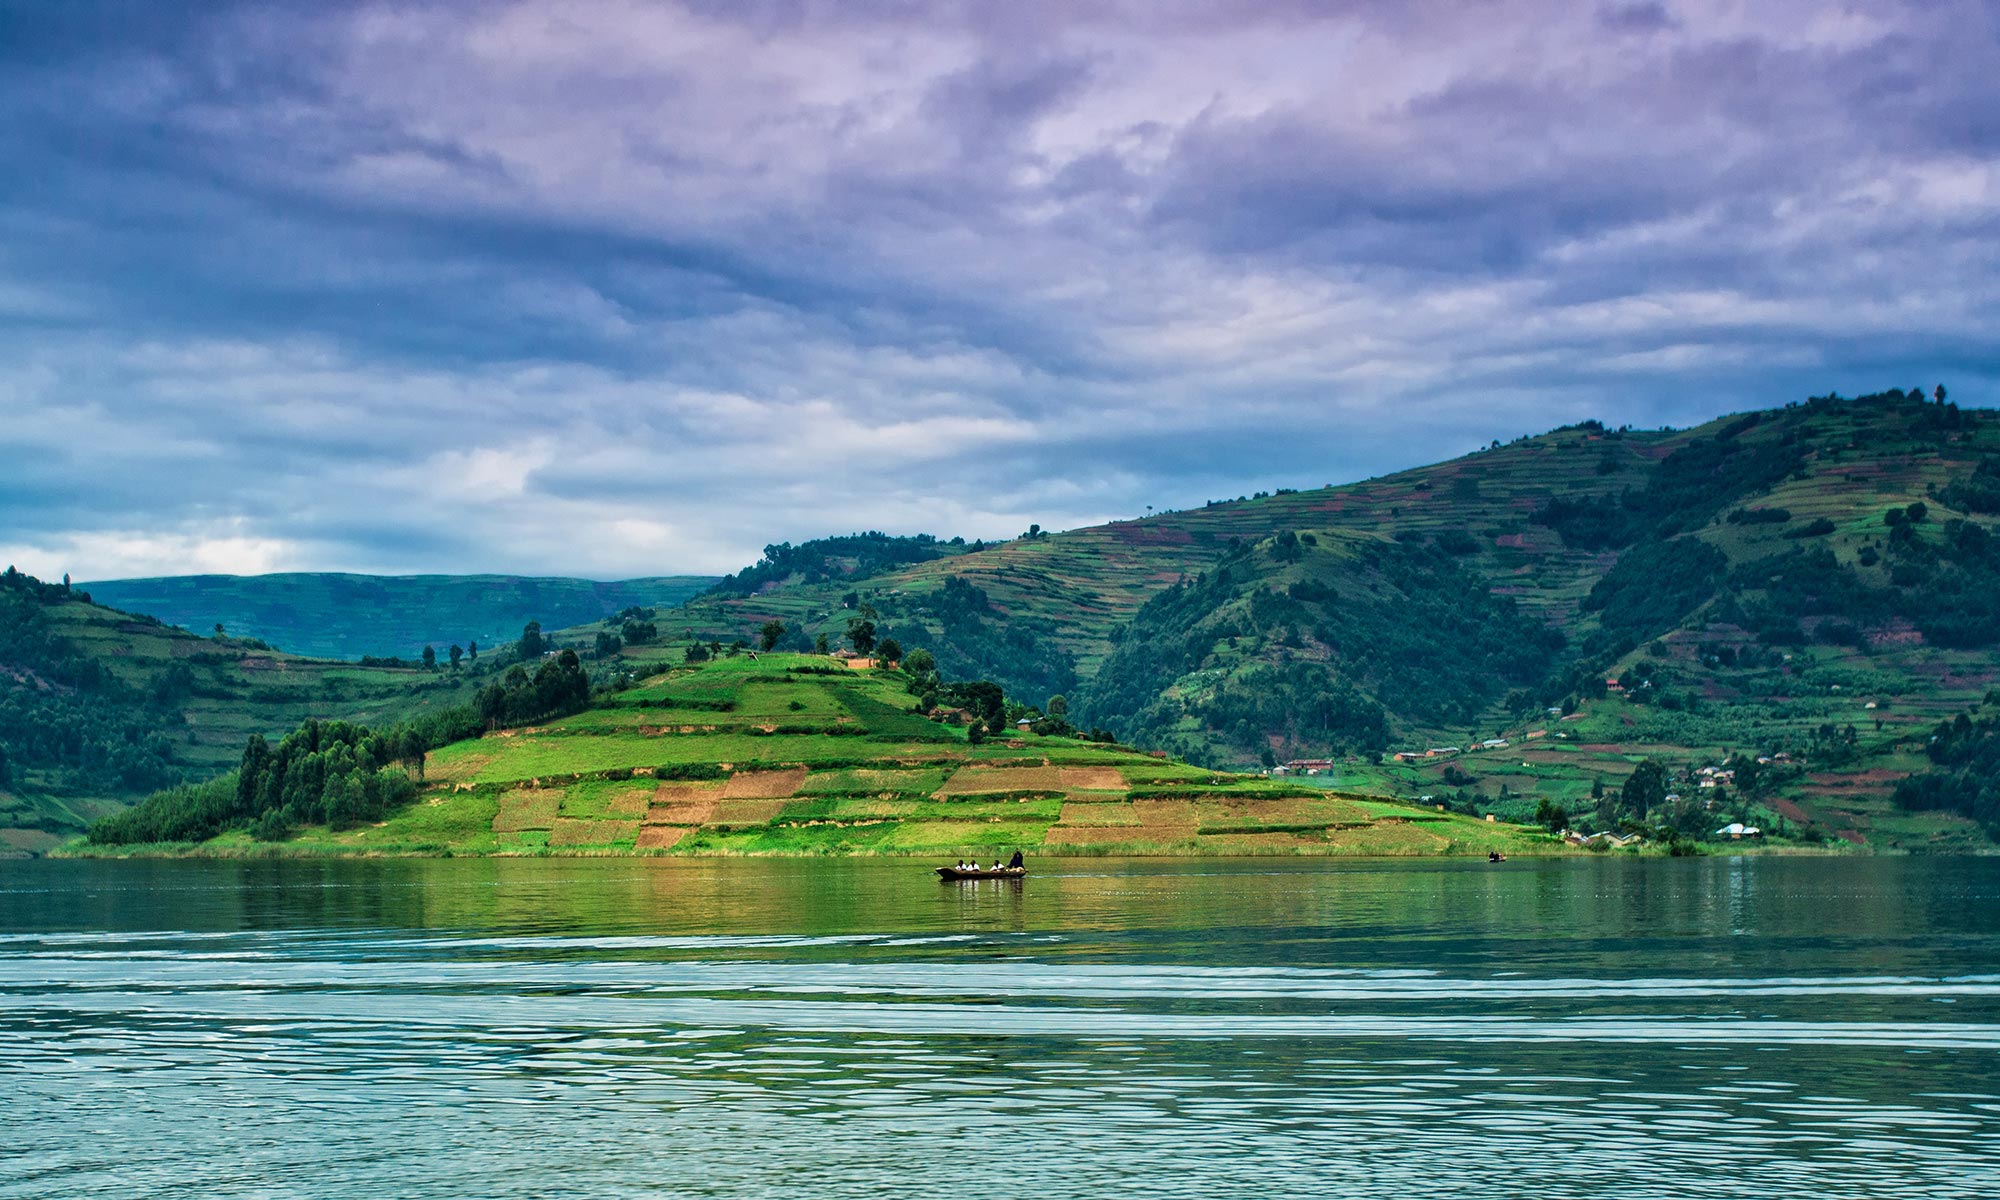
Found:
[0,569,185,815]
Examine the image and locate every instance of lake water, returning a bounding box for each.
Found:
[2,856,1996,1198]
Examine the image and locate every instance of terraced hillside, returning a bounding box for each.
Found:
[83,572,715,661]
[610,390,2000,849]
[76,654,1544,859]
[0,570,496,854]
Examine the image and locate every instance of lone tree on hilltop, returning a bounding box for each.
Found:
[517,621,545,659]
[759,619,787,652]
[875,637,902,665]
[422,645,437,670]
[449,644,463,669]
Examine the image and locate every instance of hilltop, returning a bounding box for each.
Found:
[618,389,1999,850]
[0,569,498,854]
[72,653,1543,859]
[82,572,715,661]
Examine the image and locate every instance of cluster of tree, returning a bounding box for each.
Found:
[1580,537,1727,656]
[92,720,390,844]
[871,575,1078,711]
[475,650,591,728]
[1534,409,1808,551]
[87,697,493,845]
[1712,509,2000,650]
[1727,506,1791,525]
[707,533,967,597]
[1937,456,2000,515]
[1893,713,2000,834]
[1077,539,1559,761]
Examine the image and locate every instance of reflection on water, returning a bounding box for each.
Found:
[2,857,1996,1198]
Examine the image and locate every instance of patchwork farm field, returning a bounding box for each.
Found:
[99,653,1561,859]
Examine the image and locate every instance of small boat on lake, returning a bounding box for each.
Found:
[937,864,1027,880]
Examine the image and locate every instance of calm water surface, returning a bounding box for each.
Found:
[1,856,1996,1198]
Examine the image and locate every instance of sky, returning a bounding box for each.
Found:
[2,0,1995,581]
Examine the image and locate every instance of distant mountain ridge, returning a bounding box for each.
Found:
[82,573,716,661]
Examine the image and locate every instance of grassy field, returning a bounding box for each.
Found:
[71,653,1577,859]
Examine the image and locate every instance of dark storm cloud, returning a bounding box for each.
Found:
[1,0,1993,579]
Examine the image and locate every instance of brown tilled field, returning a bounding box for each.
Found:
[722,768,808,798]
[1129,798,1199,828]
[1057,767,1127,790]
[636,826,692,850]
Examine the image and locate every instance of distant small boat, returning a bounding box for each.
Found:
[1488,851,1507,863]
[937,865,1027,880]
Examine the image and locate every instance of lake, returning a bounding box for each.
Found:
[2,856,1996,1197]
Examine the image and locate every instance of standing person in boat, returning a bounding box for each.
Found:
[1007,850,1024,870]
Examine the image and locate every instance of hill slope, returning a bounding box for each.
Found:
[0,570,494,854]
[75,653,1545,859]
[82,573,715,661]
[636,389,1998,849]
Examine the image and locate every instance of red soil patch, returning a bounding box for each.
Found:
[1495,533,1531,549]
[1836,828,1868,845]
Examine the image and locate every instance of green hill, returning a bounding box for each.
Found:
[0,570,498,854]
[73,652,1545,859]
[81,573,715,661]
[629,389,1998,850]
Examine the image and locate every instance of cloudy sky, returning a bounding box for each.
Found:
[2,0,1994,580]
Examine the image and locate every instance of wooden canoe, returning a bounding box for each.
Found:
[936,866,1027,880]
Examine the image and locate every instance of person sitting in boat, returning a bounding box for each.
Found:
[992,861,1003,871]
[1007,851,1024,870]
